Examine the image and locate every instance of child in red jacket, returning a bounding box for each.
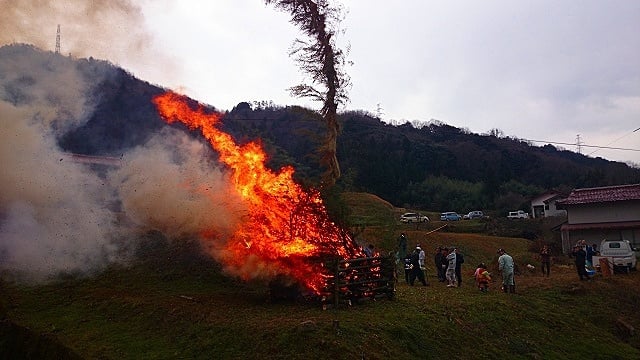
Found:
[474,263,491,292]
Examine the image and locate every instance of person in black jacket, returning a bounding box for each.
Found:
[434,247,445,282]
[409,248,428,286]
[441,247,450,284]
[571,245,589,280]
[403,253,412,284]
[454,247,465,287]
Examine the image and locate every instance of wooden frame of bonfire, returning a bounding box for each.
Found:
[321,255,397,309]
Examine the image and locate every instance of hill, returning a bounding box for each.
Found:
[2,43,639,216]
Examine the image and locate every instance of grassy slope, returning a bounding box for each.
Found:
[2,193,639,359]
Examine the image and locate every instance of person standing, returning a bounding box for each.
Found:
[585,243,595,268]
[540,245,551,277]
[403,253,412,284]
[497,248,515,293]
[417,245,425,267]
[434,247,445,282]
[441,247,450,284]
[454,248,464,287]
[417,245,426,278]
[571,245,589,281]
[397,233,408,259]
[445,248,457,288]
[409,248,428,286]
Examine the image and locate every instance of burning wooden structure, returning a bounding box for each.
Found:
[321,255,396,308]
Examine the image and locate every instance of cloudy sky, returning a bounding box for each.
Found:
[2,0,639,164]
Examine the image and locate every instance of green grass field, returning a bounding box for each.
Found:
[1,193,639,359]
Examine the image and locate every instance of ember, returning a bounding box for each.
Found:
[153,92,365,294]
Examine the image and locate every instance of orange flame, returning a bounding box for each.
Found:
[153,92,362,293]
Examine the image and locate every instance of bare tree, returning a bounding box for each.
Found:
[265,0,350,186]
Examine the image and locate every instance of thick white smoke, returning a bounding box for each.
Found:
[0,100,122,281]
[0,46,246,282]
[108,128,246,239]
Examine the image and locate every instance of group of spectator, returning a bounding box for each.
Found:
[397,233,520,294]
[392,231,612,297]
[433,246,464,287]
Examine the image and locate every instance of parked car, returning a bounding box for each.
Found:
[463,210,484,220]
[507,210,529,219]
[595,239,638,272]
[400,212,429,223]
[440,212,462,221]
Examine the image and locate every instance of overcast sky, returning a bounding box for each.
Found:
[2,0,639,165]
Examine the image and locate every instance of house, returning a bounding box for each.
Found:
[556,184,640,254]
[530,192,567,219]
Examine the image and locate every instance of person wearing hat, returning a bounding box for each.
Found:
[497,248,515,293]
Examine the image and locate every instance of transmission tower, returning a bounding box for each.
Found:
[376,103,384,119]
[576,134,583,154]
[55,25,61,54]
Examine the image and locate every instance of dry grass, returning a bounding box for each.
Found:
[2,193,640,359]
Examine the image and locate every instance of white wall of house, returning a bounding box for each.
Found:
[530,195,566,218]
[566,201,640,224]
[560,200,640,253]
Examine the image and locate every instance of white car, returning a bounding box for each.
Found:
[400,212,429,223]
[507,210,529,219]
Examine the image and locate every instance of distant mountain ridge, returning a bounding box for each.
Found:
[2,43,639,212]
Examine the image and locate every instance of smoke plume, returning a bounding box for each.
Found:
[108,128,246,239]
[0,0,179,88]
[0,45,246,282]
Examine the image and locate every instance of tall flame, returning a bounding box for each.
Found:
[153,92,362,293]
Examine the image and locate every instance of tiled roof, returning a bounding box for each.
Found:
[557,184,640,205]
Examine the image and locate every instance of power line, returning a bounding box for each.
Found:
[588,127,640,156]
[525,139,640,152]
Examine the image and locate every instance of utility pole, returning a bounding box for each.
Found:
[55,25,61,54]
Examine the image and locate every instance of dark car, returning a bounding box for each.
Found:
[463,211,484,220]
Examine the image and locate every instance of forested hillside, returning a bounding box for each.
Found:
[225,105,640,213]
[3,44,639,215]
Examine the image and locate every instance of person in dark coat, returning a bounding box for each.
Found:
[434,247,445,282]
[440,247,450,283]
[403,253,412,284]
[540,245,551,277]
[454,248,465,287]
[409,248,428,286]
[397,233,408,259]
[571,245,589,280]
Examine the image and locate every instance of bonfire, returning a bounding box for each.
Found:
[153,92,365,296]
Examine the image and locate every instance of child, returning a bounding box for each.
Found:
[474,263,491,292]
